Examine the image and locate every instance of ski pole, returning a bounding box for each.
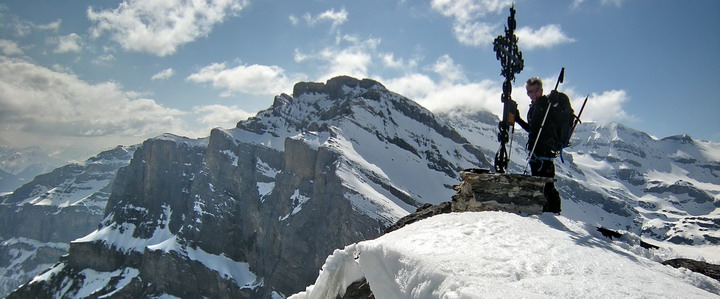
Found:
[569,95,589,139]
[525,67,564,174]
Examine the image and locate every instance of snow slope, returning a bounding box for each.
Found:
[292,212,720,298]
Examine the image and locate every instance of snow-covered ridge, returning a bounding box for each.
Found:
[2,145,137,208]
[154,133,209,148]
[292,212,720,298]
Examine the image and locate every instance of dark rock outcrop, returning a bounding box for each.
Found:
[387,169,550,233]
[663,258,720,282]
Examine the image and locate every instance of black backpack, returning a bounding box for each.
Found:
[548,91,575,155]
[525,91,575,158]
[551,92,576,151]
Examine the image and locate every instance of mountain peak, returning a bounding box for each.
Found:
[292,76,386,99]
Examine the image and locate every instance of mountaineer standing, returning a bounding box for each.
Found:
[516,75,573,214]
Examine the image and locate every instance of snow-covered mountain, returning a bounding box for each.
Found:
[0,145,67,193]
[4,76,719,298]
[8,76,490,298]
[0,145,136,296]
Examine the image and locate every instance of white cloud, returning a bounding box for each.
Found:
[516,25,575,50]
[579,90,634,124]
[431,0,510,47]
[431,0,512,22]
[36,19,62,31]
[431,55,467,83]
[53,33,83,53]
[187,62,299,96]
[385,55,503,115]
[87,0,247,56]
[295,35,380,80]
[572,0,625,9]
[290,8,348,29]
[92,53,116,65]
[452,21,498,46]
[193,104,253,130]
[388,74,502,115]
[317,8,349,28]
[0,57,190,150]
[431,0,574,50]
[0,39,23,55]
[380,53,419,70]
[151,68,175,80]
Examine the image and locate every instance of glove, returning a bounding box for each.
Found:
[548,90,559,104]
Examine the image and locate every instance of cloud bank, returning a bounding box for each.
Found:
[88,0,247,56]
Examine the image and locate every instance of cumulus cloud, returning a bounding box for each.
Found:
[452,21,498,47]
[0,39,23,55]
[187,62,299,96]
[53,33,84,53]
[380,53,419,70]
[579,90,634,124]
[290,8,348,29]
[87,0,247,56]
[151,68,175,80]
[431,0,512,22]
[431,0,511,46]
[193,104,254,130]
[385,55,503,115]
[0,57,190,149]
[295,35,380,80]
[516,25,575,50]
[431,0,573,49]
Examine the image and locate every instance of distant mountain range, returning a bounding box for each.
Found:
[1,76,718,297]
[0,146,67,193]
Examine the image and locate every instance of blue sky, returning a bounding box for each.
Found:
[0,0,718,159]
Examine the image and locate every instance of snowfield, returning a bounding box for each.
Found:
[292,212,720,298]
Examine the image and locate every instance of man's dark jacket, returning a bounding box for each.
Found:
[517,91,571,157]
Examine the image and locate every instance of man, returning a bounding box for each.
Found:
[516,77,568,213]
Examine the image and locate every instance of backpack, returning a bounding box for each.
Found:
[525,91,575,158]
[548,91,575,159]
[553,91,574,147]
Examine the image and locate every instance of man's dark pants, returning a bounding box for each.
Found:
[530,158,562,213]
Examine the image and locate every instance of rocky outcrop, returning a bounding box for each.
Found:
[386,168,550,234]
[663,258,720,282]
[293,76,385,99]
[451,169,551,214]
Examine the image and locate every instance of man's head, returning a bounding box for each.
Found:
[526,77,543,101]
